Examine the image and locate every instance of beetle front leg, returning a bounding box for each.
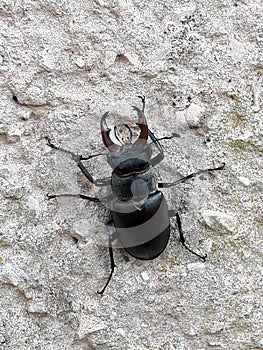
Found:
[149,130,181,166]
[148,129,165,166]
[97,232,118,295]
[47,193,100,202]
[46,138,111,186]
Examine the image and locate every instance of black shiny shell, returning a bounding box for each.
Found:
[112,191,170,260]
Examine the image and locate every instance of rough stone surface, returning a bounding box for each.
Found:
[0,1,262,349]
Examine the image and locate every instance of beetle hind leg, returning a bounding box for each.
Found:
[97,232,118,295]
[171,211,207,261]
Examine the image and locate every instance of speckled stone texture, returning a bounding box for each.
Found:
[0,0,262,349]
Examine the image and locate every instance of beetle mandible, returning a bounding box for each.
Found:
[47,96,225,295]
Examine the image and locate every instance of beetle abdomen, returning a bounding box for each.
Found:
[112,191,170,260]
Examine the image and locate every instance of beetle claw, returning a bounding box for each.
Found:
[201,253,207,262]
[46,193,55,200]
[138,95,145,102]
[46,138,55,148]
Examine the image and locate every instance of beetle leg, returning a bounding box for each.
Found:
[175,212,207,261]
[47,193,100,201]
[46,137,78,157]
[105,214,114,226]
[158,163,225,188]
[148,129,165,166]
[156,133,180,141]
[46,139,111,187]
[168,209,177,217]
[77,159,111,186]
[97,232,118,295]
[149,130,180,166]
[47,138,107,160]
[138,95,146,112]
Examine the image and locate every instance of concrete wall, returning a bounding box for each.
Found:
[0,0,262,349]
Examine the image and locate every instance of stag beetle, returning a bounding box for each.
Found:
[47,96,225,295]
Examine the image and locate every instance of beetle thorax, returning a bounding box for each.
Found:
[111,165,157,202]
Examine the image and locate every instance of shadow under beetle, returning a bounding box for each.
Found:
[47,96,225,295]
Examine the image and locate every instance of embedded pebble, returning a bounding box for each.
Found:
[116,328,125,336]
[75,57,85,68]
[116,0,129,11]
[105,50,118,68]
[27,195,41,213]
[141,271,149,281]
[185,103,204,128]
[78,315,107,339]
[27,300,48,314]
[13,86,47,106]
[237,131,253,141]
[238,176,251,187]
[3,124,23,143]
[202,210,236,232]
[38,50,56,71]
[187,262,206,271]
[0,263,27,287]
[124,52,140,66]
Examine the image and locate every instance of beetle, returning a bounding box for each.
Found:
[47,96,225,295]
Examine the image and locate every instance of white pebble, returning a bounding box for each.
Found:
[202,210,236,232]
[141,271,149,281]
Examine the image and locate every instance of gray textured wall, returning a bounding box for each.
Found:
[0,1,262,349]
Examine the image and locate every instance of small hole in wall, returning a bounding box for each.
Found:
[116,54,130,63]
